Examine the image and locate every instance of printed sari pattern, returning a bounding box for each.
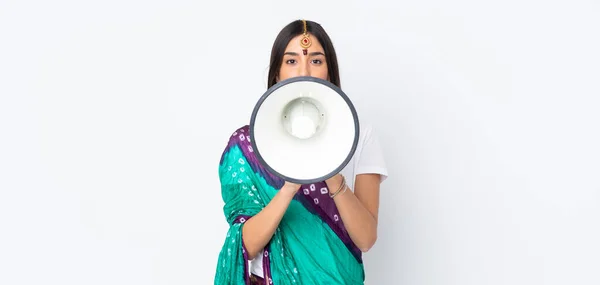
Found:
[214,125,364,285]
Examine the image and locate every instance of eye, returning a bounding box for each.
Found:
[312,59,323,64]
[285,59,296,64]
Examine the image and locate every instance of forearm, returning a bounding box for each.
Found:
[326,178,378,252]
[242,188,296,259]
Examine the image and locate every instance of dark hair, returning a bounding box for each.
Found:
[267,20,341,88]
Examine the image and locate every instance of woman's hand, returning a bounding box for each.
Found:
[281,181,301,195]
[325,174,344,194]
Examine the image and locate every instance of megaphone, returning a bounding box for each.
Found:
[249,76,360,184]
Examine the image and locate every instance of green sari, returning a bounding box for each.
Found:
[214,125,365,284]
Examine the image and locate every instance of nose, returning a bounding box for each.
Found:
[298,61,310,77]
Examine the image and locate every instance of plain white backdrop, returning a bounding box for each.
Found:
[1,0,599,284]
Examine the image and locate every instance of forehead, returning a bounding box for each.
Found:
[284,33,325,52]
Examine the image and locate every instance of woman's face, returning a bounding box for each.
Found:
[277,33,329,82]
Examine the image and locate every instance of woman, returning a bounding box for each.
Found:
[214,19,388,285]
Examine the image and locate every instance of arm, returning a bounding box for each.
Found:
[242,182,300,259]
[326,173,381,252]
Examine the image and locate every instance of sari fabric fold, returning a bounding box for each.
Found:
[214,125,364,285]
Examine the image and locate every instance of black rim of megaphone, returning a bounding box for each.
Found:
[249,76,360,185]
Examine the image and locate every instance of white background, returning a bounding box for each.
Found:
[1,0,599,284]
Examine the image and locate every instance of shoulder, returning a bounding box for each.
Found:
[219,125,252,163]
[354,120,389,182]
[357,120,382,148]
[218,124,284,188]
[359,121,374,138]
[227,125,251,145]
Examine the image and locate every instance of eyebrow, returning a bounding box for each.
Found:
[284,51,325,56]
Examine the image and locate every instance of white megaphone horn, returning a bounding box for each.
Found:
[249,76,360,184]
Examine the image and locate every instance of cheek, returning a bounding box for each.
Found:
[315,68,329,80]
[278,65,300,81]
[277,68,291,81]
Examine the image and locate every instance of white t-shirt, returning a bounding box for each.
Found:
[249,121,388,277]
